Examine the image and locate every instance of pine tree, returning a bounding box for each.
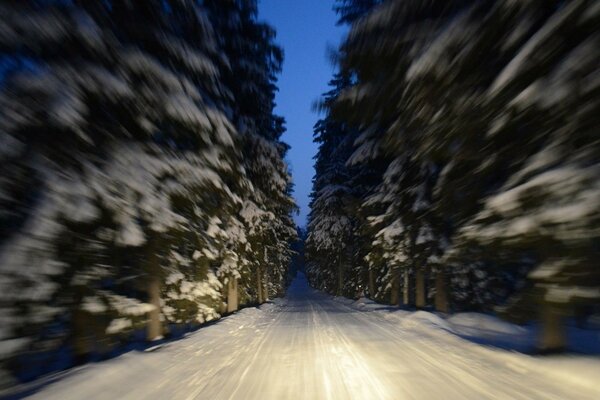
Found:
[0,0,296,382]
[313,0,600,352]
[454,0,600,351]
[204,0,297,306]
[306,74,355,296]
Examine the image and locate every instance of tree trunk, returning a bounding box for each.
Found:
[416,268,426,309]
[262,270,269,302]
[147,276,162,341]
[403,271,411,306]
[539,303,566,352]
[71,308,92,363]
[390,273,400,305]
[256,268,264,304]
[227,276,239,313]
[337,256,344,296]
[434,271,449,313]
[368,268,376,299]
[145,232,163,341]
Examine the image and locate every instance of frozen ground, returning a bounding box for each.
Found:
[8,273,600,400]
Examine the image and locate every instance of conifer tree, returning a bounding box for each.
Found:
[0,0,296,382]
[308,0,599,352]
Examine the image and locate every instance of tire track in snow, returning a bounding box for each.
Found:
[18,275,600,400]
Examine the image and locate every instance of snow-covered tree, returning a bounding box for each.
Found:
[204,0,297,306]
[309,0,599,352]
[0,0,296,383]
[454,0,600,351]
[306,75,356,296]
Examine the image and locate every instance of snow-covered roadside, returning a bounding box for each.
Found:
[336,296,600,394]
[1,301,282,400]
[4,275,600,400]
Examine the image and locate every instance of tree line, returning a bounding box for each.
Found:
[0,0,296,384]
[306,0,599,352]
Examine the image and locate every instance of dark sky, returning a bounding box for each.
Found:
[258,0,345,227]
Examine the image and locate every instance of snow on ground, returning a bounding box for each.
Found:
[348,295,600,354]
[5,274,600,400]
[342,296,600,396]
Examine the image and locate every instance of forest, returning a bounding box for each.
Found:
[306,0,599,353]
[0,0,296,385]
[0,0,599,398]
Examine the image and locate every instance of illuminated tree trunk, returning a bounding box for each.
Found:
[147,276,162,341]
[416,268,426,309]
[390,273,400,305]
[256,268,264,304]
[227,276,239,313]
[539,303,566,352]
[262,270,269,302]
[403,271,411,306]
[145,232,163,341]
[434,271,449,313]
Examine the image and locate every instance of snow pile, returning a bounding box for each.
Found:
[339,293,600,356]
[448,312,528,337]
[401,311,453,332]
[332,296,354,305]
[353,297,396,312]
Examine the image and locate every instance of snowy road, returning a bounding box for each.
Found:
[21,274,600,400]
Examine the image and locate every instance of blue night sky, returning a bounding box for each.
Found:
[258,0,346,227]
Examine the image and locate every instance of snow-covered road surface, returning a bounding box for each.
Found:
[20,274,600,400]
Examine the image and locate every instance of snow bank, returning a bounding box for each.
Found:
[5,276,600,400]
[351,298,413,317]
[353,297,390,311]
[402,311,453,332]
[448,312,528,336]
[332,296,354,305]
[336,294,599,356]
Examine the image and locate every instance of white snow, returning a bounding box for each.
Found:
[542,284,600,303]
[448,312,528,337]
[489,0,585,95]
[105,318,132,335]
[9,274,600,400]
[102,292,155,317]
[80,297,108,314]
[116,220,145,247]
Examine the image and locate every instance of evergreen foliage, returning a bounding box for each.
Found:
[307,0,599,351]
[0,0,296,384]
